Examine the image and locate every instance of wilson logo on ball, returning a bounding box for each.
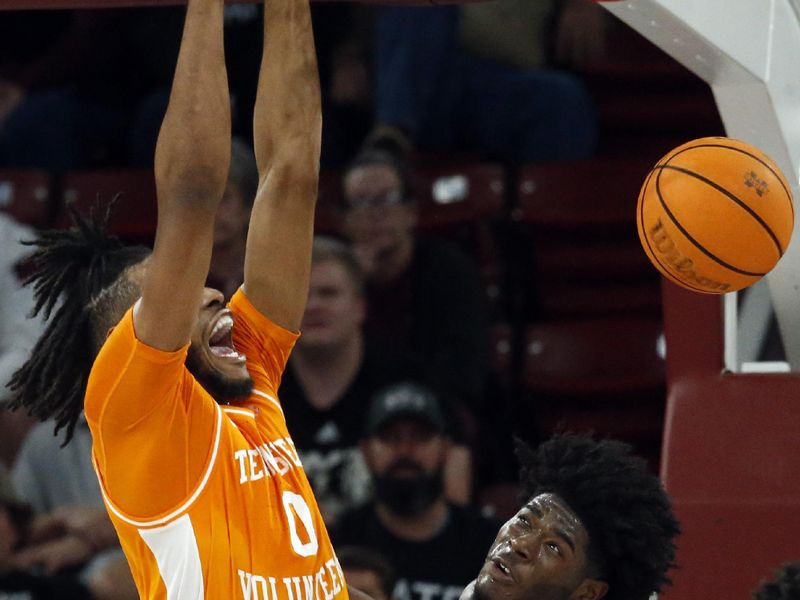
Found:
[637,136,794,294]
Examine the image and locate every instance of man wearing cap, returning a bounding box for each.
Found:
[332,381,500,600]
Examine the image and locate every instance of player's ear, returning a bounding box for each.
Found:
[570,578,609,600]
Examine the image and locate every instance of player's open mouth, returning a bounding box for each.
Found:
[488,557,514,583]
[208,312,246,363]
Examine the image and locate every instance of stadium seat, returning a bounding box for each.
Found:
[510,157,662,320]
[415,163,505,231]
[57,170,157,243]
[416,164,510,320]
[513,157,652,229]
[489,322,514,386]
[521,317,664,397]
[477,483,521,521]
[575,16,725,159]
[517,317,666,446]
[0,169,53,228]
[535,280,662,319]
[660,282,800,599]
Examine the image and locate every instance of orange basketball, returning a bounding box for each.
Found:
[637,137,794,294]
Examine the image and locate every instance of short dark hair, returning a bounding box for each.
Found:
[754,563,800,600]
[516,434,680,600]
[336,545,396,599]
[5,201,150,443]
[343,148,414,204]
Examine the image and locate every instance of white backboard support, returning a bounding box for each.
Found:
[598,0,800,370]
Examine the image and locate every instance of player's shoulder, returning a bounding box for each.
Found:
[229,287,300,346]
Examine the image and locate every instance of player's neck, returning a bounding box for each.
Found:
[291,334,363,410]
[375,497,449,542]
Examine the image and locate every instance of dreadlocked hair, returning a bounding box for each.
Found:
[6,200,150,443]
[515,433,681,600]
[754,563,800,600]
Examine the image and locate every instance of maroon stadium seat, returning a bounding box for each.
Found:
[57,170,157,243]
[511,157,661,320]
[0,169,53,228]
[518,317,666,446]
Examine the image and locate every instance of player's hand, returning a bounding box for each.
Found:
[11,534,94,575]
[28,506,113,551]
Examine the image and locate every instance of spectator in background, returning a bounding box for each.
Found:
[0,465,92,599]
[338,545,397,600]
[0,8,184,169]
[206,137,259,300]
[11,417,137,599]
[340,149,490,418]
[280,237,472,523]
[0,213,42,468]
[365,0,602,164]
[753,563,800,600]
[281,236,393,522]
[332,382,499,600]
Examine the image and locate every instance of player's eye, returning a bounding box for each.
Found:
[545,541,561,555]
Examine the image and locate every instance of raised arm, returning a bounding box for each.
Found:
[135,0,231,350]
[242,0,322,331]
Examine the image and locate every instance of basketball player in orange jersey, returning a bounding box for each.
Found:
[6,0,352,597]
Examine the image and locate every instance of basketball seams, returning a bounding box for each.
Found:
[657,163,784,258]
[653,167,766,277]
[663,141,794,242]
[637,169,714,293]
[638,137,792,293]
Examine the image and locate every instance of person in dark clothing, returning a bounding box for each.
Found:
[281,237,472,522]
[0,466,92,599]
[332,382,500,600]
[280,236,406,522]
[340,149,490,416]
[337,545,397,600]
[0,7,184,169]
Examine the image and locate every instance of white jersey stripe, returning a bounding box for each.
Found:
[95,403,223,528]
[252,389,282,413]
[139,514,205,600]
[223,407,256,419]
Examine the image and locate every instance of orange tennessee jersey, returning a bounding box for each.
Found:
[85,289,348,600]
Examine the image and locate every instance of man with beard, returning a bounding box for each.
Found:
[6,0,348,597]
[332,382,500,600]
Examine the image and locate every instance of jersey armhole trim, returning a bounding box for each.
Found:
[92,402,224,528]
[222,406,256,419]
[253,389,283,413]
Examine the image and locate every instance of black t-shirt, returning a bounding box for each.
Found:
[364,238,490,413]
[279,343,412,523]
[332,504,501,600]
[0,570,91,600]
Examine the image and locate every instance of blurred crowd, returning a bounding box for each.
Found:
[0,1,729,599]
